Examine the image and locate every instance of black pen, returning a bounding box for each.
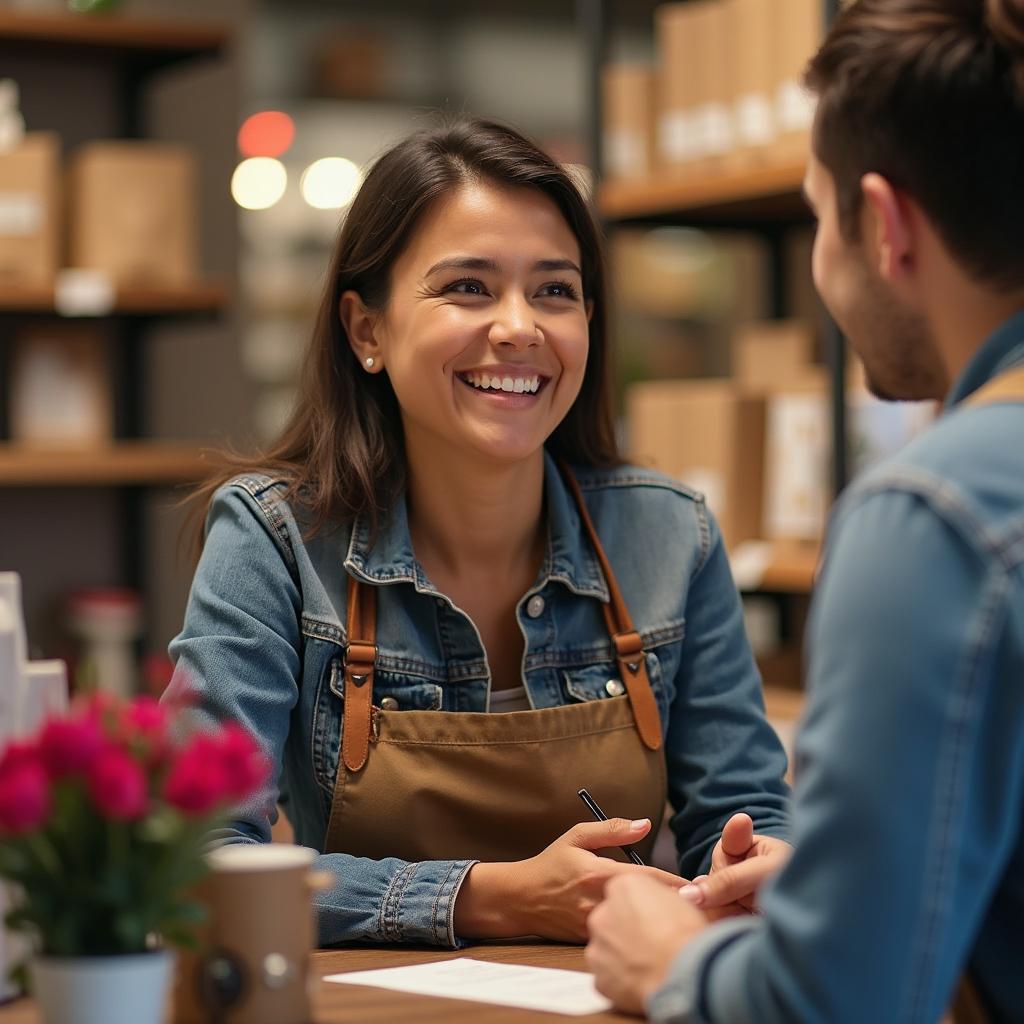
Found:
[577,788,646,866]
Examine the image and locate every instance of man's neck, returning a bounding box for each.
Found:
[925,266,1024,390]
[403,434,546,583]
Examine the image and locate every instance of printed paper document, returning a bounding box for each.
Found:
[325,957,612,1016]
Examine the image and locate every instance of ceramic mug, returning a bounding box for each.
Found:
[172,844,330,1024]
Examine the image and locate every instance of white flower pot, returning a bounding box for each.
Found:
[30,950,173,1024]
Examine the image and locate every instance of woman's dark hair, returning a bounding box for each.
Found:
[805,0,1024,290]
[190,116,618,550]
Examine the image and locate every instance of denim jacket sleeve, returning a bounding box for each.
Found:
[165,484,475,947]
[665,507,791,879]
[650,486,1023,1023]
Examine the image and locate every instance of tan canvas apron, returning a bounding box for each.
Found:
[323,462,668,865]
[948,365,1024,1024]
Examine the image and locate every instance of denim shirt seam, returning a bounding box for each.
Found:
[226,476,299,578]
[841,467,1006,565]
[429,859,458,945]
[903,566,1010,1020]
[380,861,417,942]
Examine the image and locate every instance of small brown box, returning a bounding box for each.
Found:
[68,141,197,286]
[0,132,60,287]
[733,319,817,394]
[603,64,656,181]
[627,378,765,550]
[725,0,778,163]
[655,2,702,169]
[9,326,113,446]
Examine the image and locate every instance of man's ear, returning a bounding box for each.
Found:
[340,290,383,371]
[861,172,914,283]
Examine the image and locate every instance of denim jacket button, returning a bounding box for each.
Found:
[605,678,625,697]
[380,696,400,711]
[526,595,546,618]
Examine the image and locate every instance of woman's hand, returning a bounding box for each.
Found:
[453,818,687,943]
[679,812,791,916]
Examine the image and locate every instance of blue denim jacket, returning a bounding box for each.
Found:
[651,311,1024,1023]
[167,453,790,947]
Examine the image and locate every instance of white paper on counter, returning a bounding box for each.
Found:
[325,957,612,1016]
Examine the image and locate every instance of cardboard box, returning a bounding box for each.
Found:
[655,2,701,169]
[0,132,60,287]
[764,381,830,541]
[603,64,656,181]
[733,319,817,394]
[68,141,197,286]
[8,326,113,446]
[689,0,733,162]
[772,0,823,161]
[627,378,765,549]
[726,0,778,164]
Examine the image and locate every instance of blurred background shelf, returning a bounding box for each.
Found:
[0,10,229,68]
[0,281,229,316]
[599,159,810,225]
[0,443,209,486]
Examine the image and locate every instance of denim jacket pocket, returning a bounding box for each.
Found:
[562,654,667,729]
[311,659,445,794]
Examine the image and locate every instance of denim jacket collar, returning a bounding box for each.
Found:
[945,307,1024,409]
[343,450,609,601]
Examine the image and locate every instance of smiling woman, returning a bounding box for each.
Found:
[168,117,791,951]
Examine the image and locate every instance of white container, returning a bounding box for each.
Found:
[30,951,173,1024]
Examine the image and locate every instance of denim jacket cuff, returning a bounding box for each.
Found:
[380,859,477,947]
[646,916,759,1024]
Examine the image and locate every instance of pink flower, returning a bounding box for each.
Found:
[38,715,105,779]
[217,725,270,800]
[87,745,148,821]
[163,737,230,816]
[119,697,170,765]
[0,740,41,774]
[0,758,51,834]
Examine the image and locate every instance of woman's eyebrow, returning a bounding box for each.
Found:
[425,256,499,276]
[424,256,583,277]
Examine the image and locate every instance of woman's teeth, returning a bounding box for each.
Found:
[461,373,541,394]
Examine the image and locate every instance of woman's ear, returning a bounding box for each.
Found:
[340,290,384,372]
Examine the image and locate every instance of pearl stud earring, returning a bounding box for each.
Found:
[365,357,375,369]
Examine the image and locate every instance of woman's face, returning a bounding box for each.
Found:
[364,181,591,467]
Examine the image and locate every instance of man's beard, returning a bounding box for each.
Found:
[843,268,946,403]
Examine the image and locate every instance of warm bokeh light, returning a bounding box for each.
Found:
[237,111,295,159]
[231,157,287,210]
[300,157,362,210]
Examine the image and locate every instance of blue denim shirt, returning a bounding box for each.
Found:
[651,310,1024,1023]
[167,453,789,947]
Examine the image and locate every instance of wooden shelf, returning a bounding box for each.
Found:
[599,159,810,225]
[731,540,820,593]
[0,281,228,316]
[0,10,229,68]
[0,443,211,486]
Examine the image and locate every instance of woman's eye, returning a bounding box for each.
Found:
[446,278,487,296]
[540,280,580,300]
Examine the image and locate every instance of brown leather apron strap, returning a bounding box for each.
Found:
[341,574,377,773]
[965,365,1024,407]
[556,459,663,752]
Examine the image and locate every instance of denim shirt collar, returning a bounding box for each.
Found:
[945,307,1024,409]
[343,449,609,601]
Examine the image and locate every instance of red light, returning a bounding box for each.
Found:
[238,111,295,158]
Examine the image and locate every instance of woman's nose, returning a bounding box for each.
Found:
[488,295,541,349]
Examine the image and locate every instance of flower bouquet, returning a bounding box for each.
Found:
[0,693,270,1024]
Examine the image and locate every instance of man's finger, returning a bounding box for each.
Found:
[679,857,768,909]
[720,813,755,860]
[565,817,651,851]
